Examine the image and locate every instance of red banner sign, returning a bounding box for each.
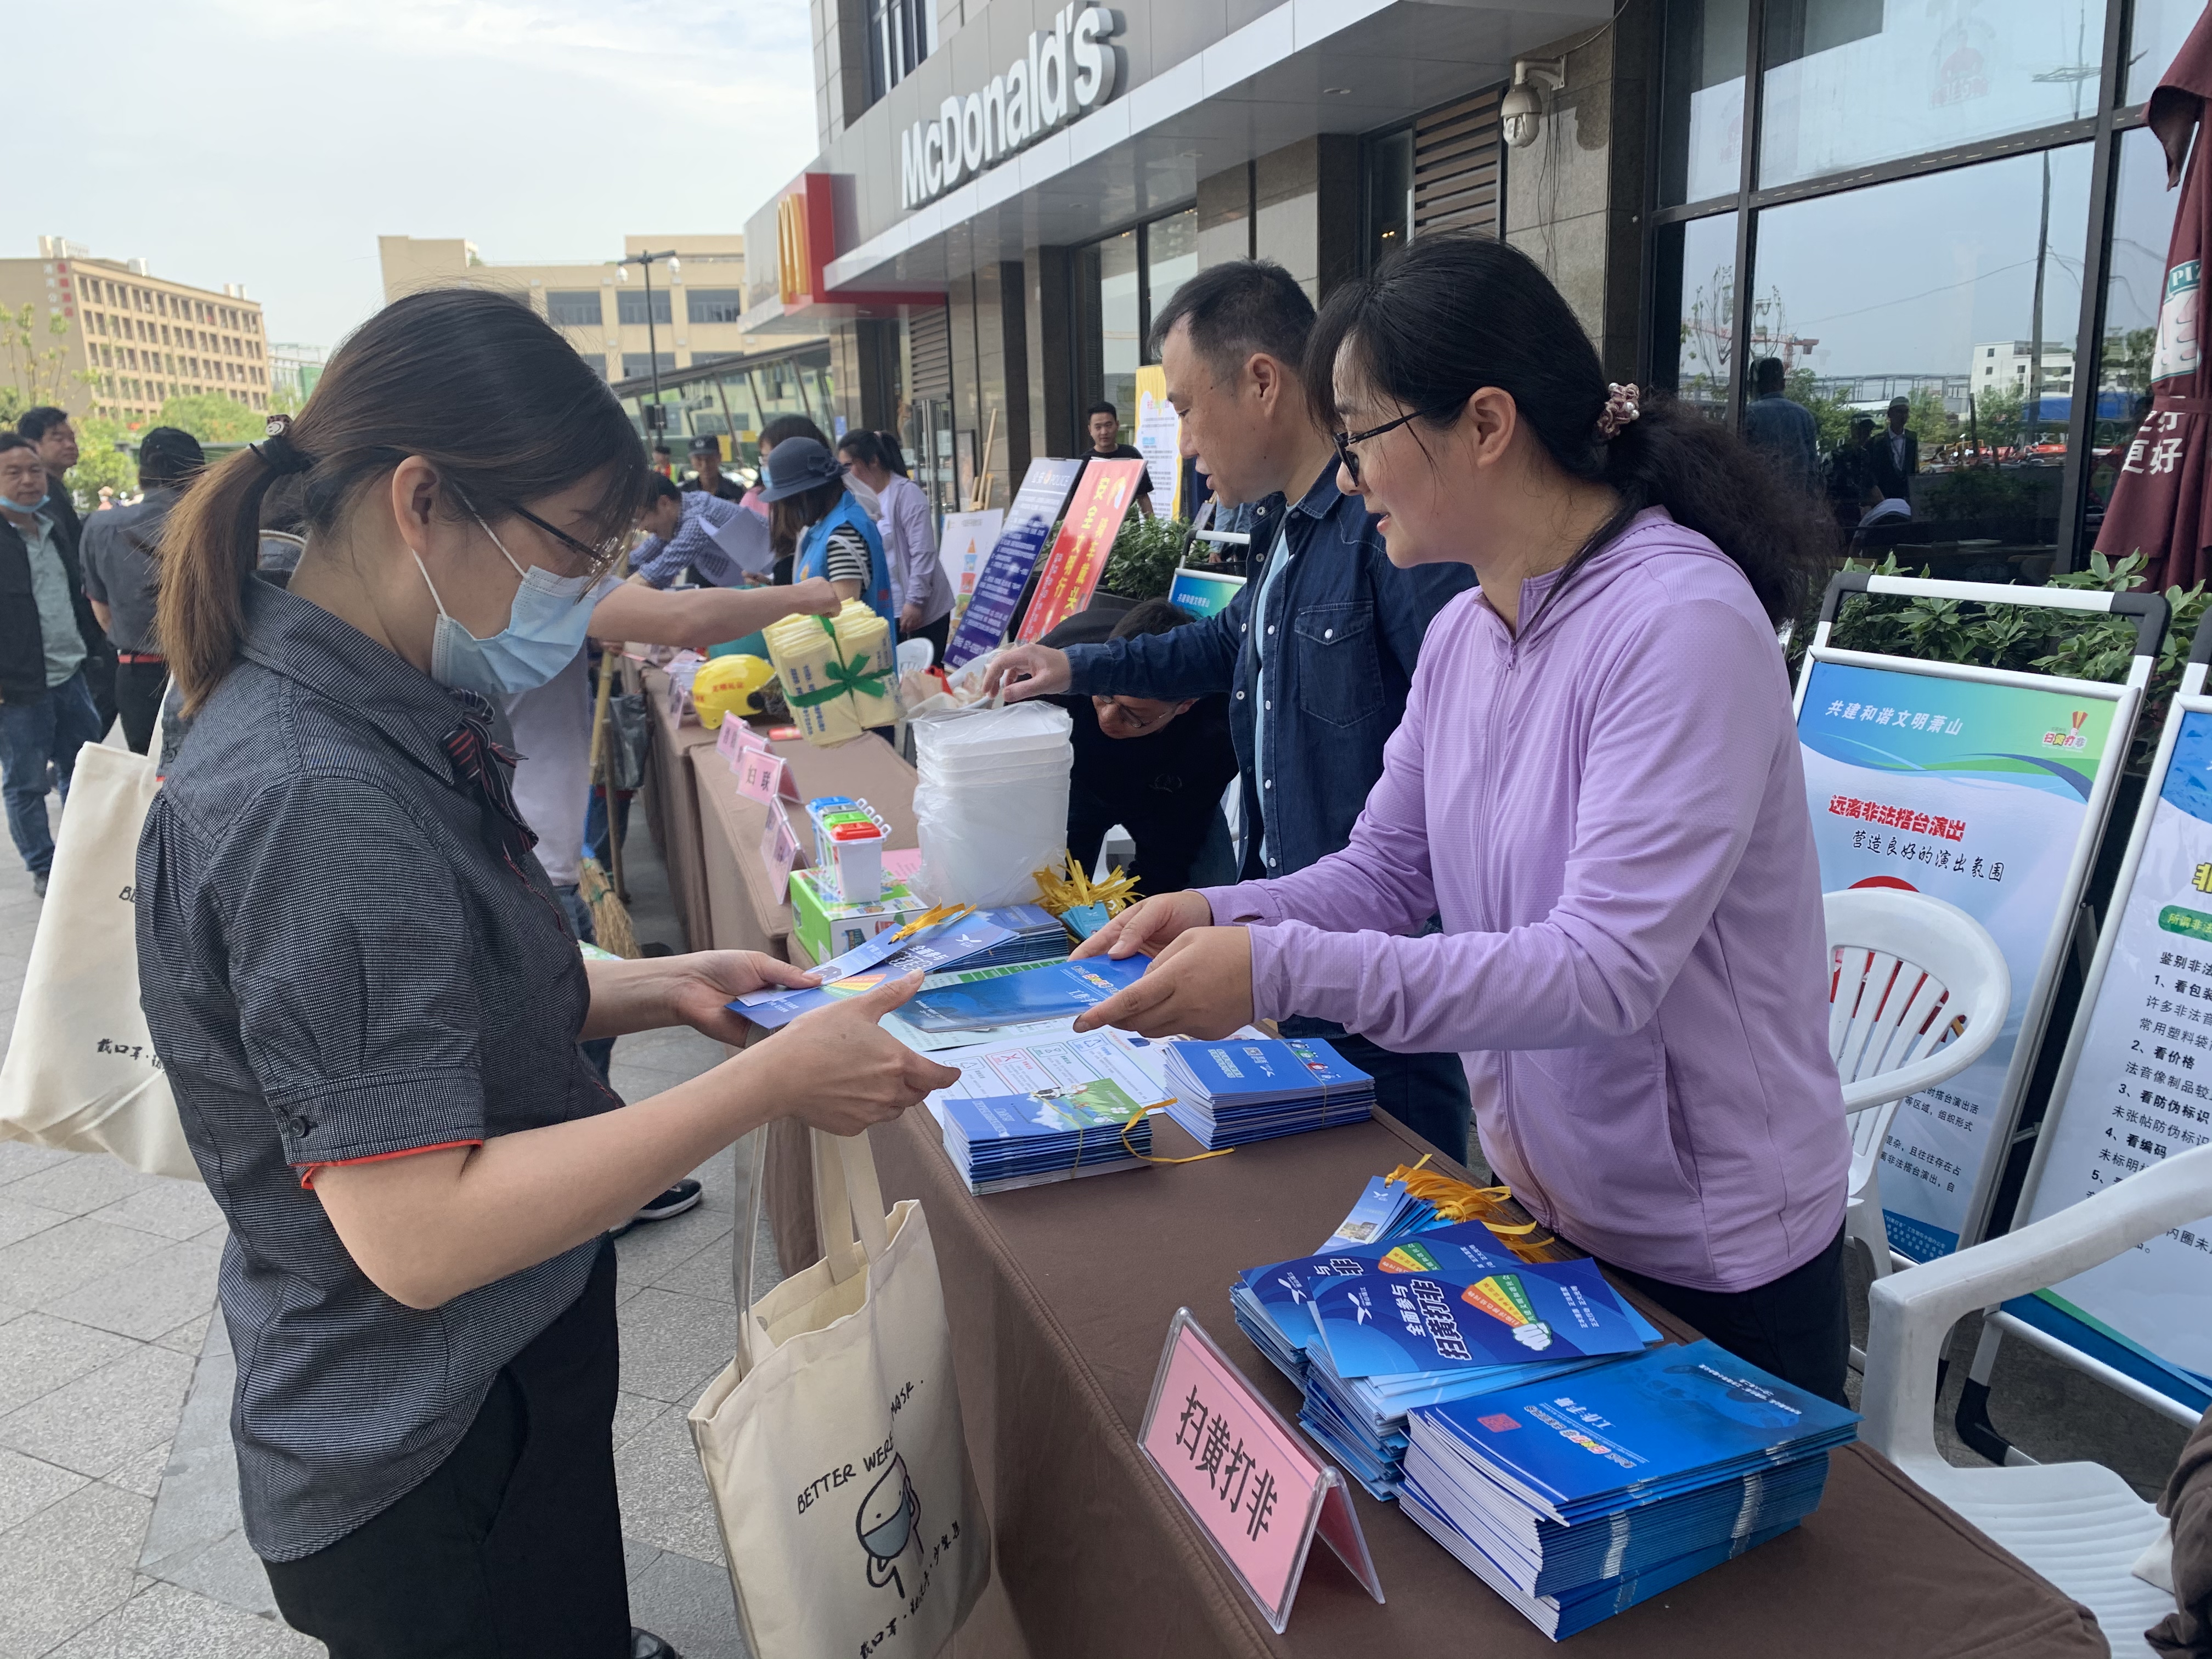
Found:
[1016,456,1146,641]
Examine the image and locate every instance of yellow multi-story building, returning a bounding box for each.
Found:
[377,234,755,382]
[0,236,270,425]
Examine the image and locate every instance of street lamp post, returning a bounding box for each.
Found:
[616,248,682,445]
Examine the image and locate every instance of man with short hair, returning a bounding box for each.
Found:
[1870,396,1919,502]
[683,433,744,503]
[988,261,1477,1160]
[1085,401,1155,518]
[0,433,108,895]
[18,406,116,735]
[80,426,202,753]
[1740,357,1818,495]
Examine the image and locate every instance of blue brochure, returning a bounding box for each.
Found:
[1164,1035,1374,1104]
[894,955,1150,1034]
[1311,1255,1646,1376]
[1420,1338,1861,1515]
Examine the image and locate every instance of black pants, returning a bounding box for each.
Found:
[264,1244,629,1658]
[114,659,167,755]
[1600,1224,1852,1407]
[1279,1016,1472,1165]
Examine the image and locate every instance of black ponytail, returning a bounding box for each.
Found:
[1306,233,1832,626]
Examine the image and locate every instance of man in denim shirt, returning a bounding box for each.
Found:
[989,261,1475,1158]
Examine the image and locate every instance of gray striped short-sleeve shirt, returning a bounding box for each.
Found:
[137,581,620,1561]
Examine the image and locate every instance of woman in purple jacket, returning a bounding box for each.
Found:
[1073,234,1854,1401]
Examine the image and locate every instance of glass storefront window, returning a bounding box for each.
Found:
[2086,123,2185,544]
[1654,212,1739,417]
[1751,144,2092,575]
[1077,229,1142,441]
[2129,0,2199,101]
[1759,0,2106,190]
[1144,210,1200,350]
[1364,128,1415,267]
[1661,0,1749,206]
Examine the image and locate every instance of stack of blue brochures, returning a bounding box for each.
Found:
[1228,1226,1666,1500]
[1160,1036,1375,1149]
[939,1090,1153,1194]
[934,904,1070,970]
[1316,1174,1439,1251]
[1399,1339,1859,1638]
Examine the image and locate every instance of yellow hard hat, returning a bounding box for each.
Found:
[691,654,777,729]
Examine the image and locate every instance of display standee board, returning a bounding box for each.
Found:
[1966,620,2212,1441]
[1793,571,2168,1262]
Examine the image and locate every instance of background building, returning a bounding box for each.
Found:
[696,0,2194,576]
[0,235,270,426]
[269,342,325,407]
[379,234,774,383]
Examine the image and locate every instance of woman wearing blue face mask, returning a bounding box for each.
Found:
[138,288,961,1659]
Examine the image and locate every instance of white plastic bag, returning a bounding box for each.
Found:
[911,702,1073,908]
[0,743,199,1180]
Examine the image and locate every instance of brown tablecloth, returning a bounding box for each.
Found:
[639,665,721,953]
[838,1104,2103,1659]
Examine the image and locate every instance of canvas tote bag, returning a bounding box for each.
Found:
[691,1127,991,1659]
[0,742,198,1180]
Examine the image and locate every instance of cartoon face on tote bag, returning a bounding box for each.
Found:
[856,1453,921,1597]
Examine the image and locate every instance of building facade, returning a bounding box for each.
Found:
[378,234,776,384]
[2,236,270,426]
[707,0,2193,575]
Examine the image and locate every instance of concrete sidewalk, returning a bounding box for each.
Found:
[0,781,771,1658]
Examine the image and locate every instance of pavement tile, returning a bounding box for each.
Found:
[138,1527,280,1623]
[91,1178,223,1242]
[627,1544,749,1659]
[616,1287,737,1406]
[0,1479,153,1658]
[44,1240,223,1341]
[613,1209,730,1285]
[104,1438,176,1500]
[0,1312,139,1417]
[613,1400,726,1564]
[614,1390,672,1451]
[0,1191,70,1250]
[0,1343,196,1480]
[0,1139,75,1187]
[154,1311,215,1357]
[3,1155,173,1220]
[41,1577,320,1658]
[651,1236,740,1304]
[0,1445,89,1534]
[0,1215,167,1309]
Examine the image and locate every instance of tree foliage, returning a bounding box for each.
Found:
[65,415,137,508]
[156,392,263,444]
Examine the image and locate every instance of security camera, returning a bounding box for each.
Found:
[1502,57,1566,148]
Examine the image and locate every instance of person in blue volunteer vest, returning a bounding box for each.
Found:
[761,437,896,625]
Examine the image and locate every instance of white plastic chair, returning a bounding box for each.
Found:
[1860,1142,2212,1657]
[1825,888,2011,1296]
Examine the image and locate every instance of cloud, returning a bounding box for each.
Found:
[23,0,816,351]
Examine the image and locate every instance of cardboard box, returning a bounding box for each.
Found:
[787,868,930,963]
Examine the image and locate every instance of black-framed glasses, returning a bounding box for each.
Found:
[510,503,625,573]
[1330,400,1463,486]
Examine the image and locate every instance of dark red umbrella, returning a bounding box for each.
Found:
[2095,9,2212,591]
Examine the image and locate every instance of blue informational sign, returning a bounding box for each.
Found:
[2008,703,2212,1414]
[944,456,1085,668]
[1797,659,2122,1259]
[1167,567,1246,621]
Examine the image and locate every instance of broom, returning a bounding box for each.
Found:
[580,645,640,958]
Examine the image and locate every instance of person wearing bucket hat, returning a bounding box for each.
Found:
[760,437,897,627]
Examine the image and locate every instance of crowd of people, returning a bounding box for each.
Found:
[0,231,1872,1655]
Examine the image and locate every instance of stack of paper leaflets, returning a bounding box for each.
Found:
[927,903,1069,970]
[928,1028,1171,1194]
[1399,1339,1859,1639]
[1317,1173,1440,1251]
[1159,1036,1375,1150]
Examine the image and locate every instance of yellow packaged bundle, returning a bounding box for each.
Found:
[763,600,897,746]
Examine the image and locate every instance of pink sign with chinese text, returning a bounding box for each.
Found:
[719,716,769,769]
[734,747,799,808]
[1137,1312,1383,1630]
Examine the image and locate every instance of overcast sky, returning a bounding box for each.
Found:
[24,0,818,352]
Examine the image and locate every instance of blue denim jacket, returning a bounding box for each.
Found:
[1063,467,1474,880]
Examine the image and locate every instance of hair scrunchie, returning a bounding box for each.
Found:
[253,413,314,477]
[1596,383,1641,440]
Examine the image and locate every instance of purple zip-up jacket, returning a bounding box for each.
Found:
[1198,509,1848,1293]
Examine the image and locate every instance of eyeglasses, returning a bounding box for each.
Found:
[1330,400,1463,486]
[1094,696,1175,735]
[509,503,626,573]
